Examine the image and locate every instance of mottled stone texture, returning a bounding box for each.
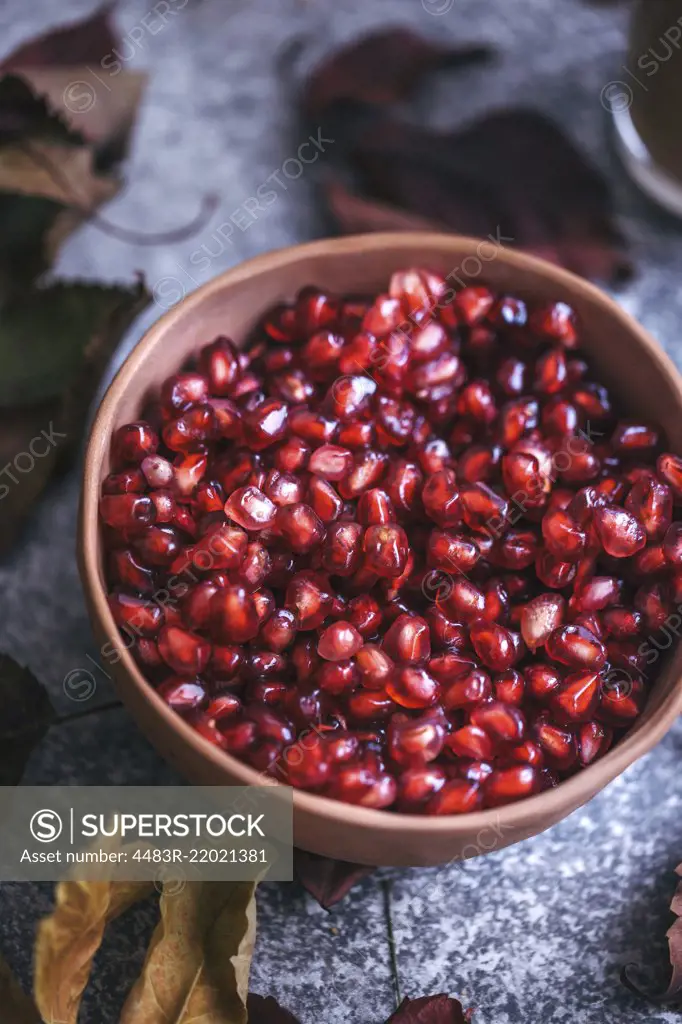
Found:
[0,0,681,1021]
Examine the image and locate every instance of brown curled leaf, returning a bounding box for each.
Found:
[34,879,155,1024]
[119,880,257,1024]
[303,27,493,116]
[621,861,682,1004]
[293,847,375,909]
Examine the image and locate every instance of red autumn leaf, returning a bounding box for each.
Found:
[385,994,473,1023]
[247,994,302,1023]
[622,861,682,1004]
[293,848,375,909]
[342,108,631,284]
[302,27,493,116]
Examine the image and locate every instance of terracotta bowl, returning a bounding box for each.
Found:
[79,232,682,866]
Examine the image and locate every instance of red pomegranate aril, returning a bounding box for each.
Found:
[521,593,565,651]
[101,273,674,815]
[471,701,526,743]
[111,421,158,466]
[625,474,673,540]
[577,720,612,766]
[308,444,353,480]
[525,663,562,701]
[470,621,521,671]
[317,621,363,661]
[398,767,447,810]
[383,613,431,664]
[276,503,326,554]
[158,624,210,675]
[362,524,408,578]
[103,469,146,494]
[224,485,277,530]
[533,715,576,770]
[100,493,156,533]
[593,504,646,557]
[657,453,682,498]
[158,677,207,714]
[546,624,606,669]
[542,508,586,561]
[210,585,259,643]
[357,489,395,526]
[386,665,440,709]
[422,469,461,527]
[110,549,155,594]
[388,712,446,766]
[550,671,600,723]
[484,765,539,806]
[447,724,494,761]
[161,372,209,415]
[109,592,164,637]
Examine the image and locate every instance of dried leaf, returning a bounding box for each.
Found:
[247,994,302,1023]
[621,861,682,1004]
[119,881,257,1023]
[0,140,117,209]
[0,279,148,554]
[0,951,41,1023]
[0,75,79,146]
[345,108,631,284]
[2,7,117,71]
[0,654,55,785]
[385,994,472,1023]
[34,879,154,1024]
[303,27,492,116]
[293,848,374,909]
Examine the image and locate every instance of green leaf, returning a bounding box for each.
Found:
[0,280,146,407]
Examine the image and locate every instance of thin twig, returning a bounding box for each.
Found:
[55,698,122,726]
[381,878,401,1010]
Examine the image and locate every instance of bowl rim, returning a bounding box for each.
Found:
[81,231,682,839]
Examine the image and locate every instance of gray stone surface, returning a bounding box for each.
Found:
[1,0,682,1021]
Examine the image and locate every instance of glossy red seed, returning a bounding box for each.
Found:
[521,593,565,651]
[593,504,646,557]
[276,503,326,554]
[577,720,612,766]
[524,663,562,702]
[210,585,260,643]
[427,530,479,573]
[550,671,600,723]
[546,624,606,669]
[308,444,353,480]
[317,621,363,661]
[224,485,277,530]
[470,621,522,671]
[388,712,446,766]
[100,494,156,532]
[447,724,494,761]
[533,715,576,770]
[625,473,673,540]
[541,508,586,561]
[158,625,210,675]
[158,678,207,713]
[357,488,395,526]
[386,665,440,709]
[657,453,682,498]
[471,701,526,743]
[111,421,158,466]
[362,524,408,578]
[109,593,164,637]
[285,572,333,630]
[422,469,461,527]
[383,614,431,664]
[484,765,539,806]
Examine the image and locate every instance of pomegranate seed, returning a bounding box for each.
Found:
[101,274,672,815]
[317,621,363,661]
[521,593,565,651]
[111,421,158,466]
[383,614,431,664]
[546,624,606,669]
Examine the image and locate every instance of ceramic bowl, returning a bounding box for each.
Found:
[79,233,682,866]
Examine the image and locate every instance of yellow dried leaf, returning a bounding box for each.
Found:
[34,879,154,1024]
[119,881,258,1024]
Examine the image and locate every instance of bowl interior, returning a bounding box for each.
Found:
[81,233,682,864]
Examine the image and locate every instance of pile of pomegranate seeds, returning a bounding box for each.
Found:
[100,269,682,814]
